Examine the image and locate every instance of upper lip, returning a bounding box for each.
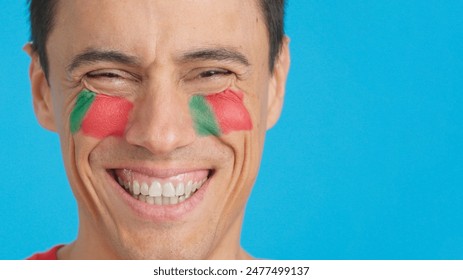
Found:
[106,165,214,191]
[110,166,212,188]
[110,166,211,179]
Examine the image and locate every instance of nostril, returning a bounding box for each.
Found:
[124,113,196,155]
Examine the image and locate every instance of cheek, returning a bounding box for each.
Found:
[70,90,133,138]
[189,89,253,136]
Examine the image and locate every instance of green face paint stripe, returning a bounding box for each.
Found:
[70,90,96,134]
[189,95,221,136]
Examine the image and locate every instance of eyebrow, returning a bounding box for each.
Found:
[66,47,251,73]
[66,49,140,73]
[177,48,251,67]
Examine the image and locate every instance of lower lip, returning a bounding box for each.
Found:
[106,171,211,222]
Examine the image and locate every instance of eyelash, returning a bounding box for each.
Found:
[198,69,232,78]
[84,68,234,84]
[87,72,119,78]
[86,71,130,80]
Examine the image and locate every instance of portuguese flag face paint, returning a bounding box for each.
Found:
[70,89,133,138]
[189,89,253,136]
[70,88,250,139]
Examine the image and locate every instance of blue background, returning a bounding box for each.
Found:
[1,1,462,259]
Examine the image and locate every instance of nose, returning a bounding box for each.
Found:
[125,85,196,155]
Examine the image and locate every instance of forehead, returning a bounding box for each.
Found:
[48,0,268,67]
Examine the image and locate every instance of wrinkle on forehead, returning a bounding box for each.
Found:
[50,0,266,67]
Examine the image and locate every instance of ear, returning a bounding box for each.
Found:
[266,36,290,129]
[24,43,56,132]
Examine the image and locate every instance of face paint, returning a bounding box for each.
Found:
[70,89,133,138]
[189,89,253,136]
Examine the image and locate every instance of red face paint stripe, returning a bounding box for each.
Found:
[80,93,133,138]
[205,89,253,134]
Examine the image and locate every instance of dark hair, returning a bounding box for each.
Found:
[259,0,286,71]
[28,0,285,78]
[28,0,59,79]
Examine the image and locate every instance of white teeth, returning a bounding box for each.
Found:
[185,181,192,196]
[119,175,208,206]
[133,181,141,195]
[141,182,149,196]
[162,182,176,197]
[148,181,161,197]
[170,196,179,205]
[176,182,185,196]
[146,196,155,205]
[120,178,130,190]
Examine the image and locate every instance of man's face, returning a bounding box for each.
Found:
[29,0,289,259]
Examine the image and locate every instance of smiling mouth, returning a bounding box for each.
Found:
[110,168,211,206]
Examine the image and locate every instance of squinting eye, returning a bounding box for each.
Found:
[85,68,142,82]
[87,72,122,79]
[199,69,232,78]
[83,69,140,96]
[86,69,133,80]
[182,68,235,93]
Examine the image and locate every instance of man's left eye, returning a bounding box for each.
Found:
[199,69,232,78]
[181,67,237,93]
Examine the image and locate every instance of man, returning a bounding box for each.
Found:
[25,0,290,259]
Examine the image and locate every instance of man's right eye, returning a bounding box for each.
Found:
[83,69,140,96]
[85,69,132,80]
[86,72,122,79]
